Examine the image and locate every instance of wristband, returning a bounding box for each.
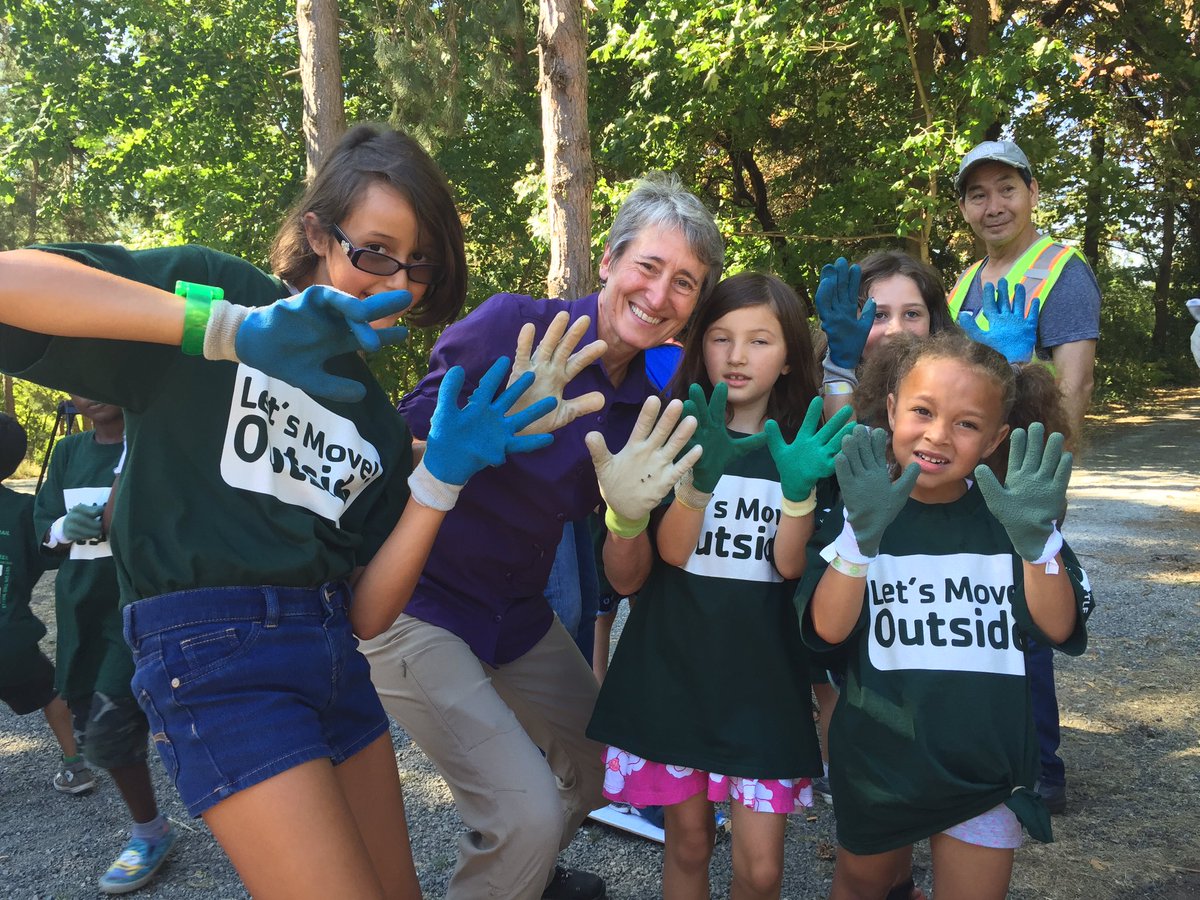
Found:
[822,380,854,396]
[604,506,650,540]
[407,458,463,512]
[176,281,225,356]
[781,489,818,518]
[828,553,870,578]
[673,468,713,511]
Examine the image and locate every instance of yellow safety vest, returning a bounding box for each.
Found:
[947,235,1084,327]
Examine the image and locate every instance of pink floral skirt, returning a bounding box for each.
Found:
[602,746,813,814]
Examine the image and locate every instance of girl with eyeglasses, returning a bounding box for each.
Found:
[0,124,568,899]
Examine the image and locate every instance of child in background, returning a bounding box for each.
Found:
[809,250,956,807]
[587,273,854,899]
[0,413,92,794]
[36,396,175,894]
[797,331,1092,900]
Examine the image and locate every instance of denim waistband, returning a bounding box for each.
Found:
[124,582,350,640]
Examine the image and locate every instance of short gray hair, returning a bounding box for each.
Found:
[606,172,724,301]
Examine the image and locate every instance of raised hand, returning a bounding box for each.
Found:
[814,257,875,370]
[958,278,1041,364]
[210,285,414,403]
[974,422,1071,562]
[585,396,702,538]
[422,356,558,486]
[834,427,919,560]
[765,398,856,502]
[506,311,609,434]
[681,382,768,493]
[62,502,105,541]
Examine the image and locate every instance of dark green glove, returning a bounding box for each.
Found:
[62,502,105,541]
[975,423,1071,563]
[681,382,768,493]
[765,397,856,501]
[832,427,919,560]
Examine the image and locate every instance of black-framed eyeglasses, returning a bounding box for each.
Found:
[329,223,444,286]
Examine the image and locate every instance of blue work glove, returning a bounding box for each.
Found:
[61,502,105,541]
[975,423,1071,564]
[831,427,919,561]
[958,278,1041,364]
[814,257,875,370]
[678,382,767,502]
[410,357,558,511]
[205,285,414,403]
[765,397,856,502]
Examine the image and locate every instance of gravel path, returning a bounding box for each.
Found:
[2,388,1197,899]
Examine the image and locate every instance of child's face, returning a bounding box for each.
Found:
[863,274,931,358]
[702,303,789,425]
[70,396,122,428]
[886,357,1009,503]
[305,181,432,328]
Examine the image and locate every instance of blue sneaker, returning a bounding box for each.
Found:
[98,828,175,894]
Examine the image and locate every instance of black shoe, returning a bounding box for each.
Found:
[1035,780,1067,815]
[542,865,606,900]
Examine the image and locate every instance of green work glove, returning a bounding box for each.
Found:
[62,502,105,542]
[974,422,1071,563]
[765,397,856,502]
[585,396,702,538]
[831,427,919,561]
[680,382,767,494]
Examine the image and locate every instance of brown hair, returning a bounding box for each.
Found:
[856,330,1070,476]
[666,272,820,440]
[856,250,957,338]
[270,124,466,328]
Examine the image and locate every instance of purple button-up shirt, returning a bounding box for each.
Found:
[398,292,654,665]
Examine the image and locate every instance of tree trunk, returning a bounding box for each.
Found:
[1152,193,1175,353]
[297,0,346,180]
[538,0,593,300]
[1082,124,1106,267]
[3,376,13,417]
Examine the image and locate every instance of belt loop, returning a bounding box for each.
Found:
[264,586,281,628]
[322,581,341,614]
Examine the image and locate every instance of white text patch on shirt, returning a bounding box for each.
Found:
[866,552,1026,676]
[683,474,783,584]
[220,365,381,524]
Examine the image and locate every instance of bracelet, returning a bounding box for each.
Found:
[822,380,854,396]
[604,506,649,540]
[176,281,225,356]
[829,553,870,578]
[781,489,818,518]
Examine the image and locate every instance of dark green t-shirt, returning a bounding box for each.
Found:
[588,444,823,780]
[33,431,129,699]
[0,244,412,604]
[0,485,47,686]
[796,484,1093,854]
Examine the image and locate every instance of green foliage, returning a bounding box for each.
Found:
[9,378,64,472]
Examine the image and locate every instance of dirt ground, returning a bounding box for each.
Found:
[1,387,1198,899]
[999,387,1200,900]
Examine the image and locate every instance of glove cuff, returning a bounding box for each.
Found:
[604,506,650,540]
[1027,523,1064,574]
[407,458,464,512]
[822,350,858,390]
[820,513,875,566]
[203,299,251,362]
[673,468,713,511]
[781,489,818,518]
[45,516,68,548]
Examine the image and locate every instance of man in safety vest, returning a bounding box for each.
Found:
[951,139,1100,445]
[952,139,1100,818]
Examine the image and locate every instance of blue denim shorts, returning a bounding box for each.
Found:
[122,582,389,817]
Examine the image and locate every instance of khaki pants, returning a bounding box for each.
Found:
[361,614,605,900]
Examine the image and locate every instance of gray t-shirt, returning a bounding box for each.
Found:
[959,255,1101,359]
